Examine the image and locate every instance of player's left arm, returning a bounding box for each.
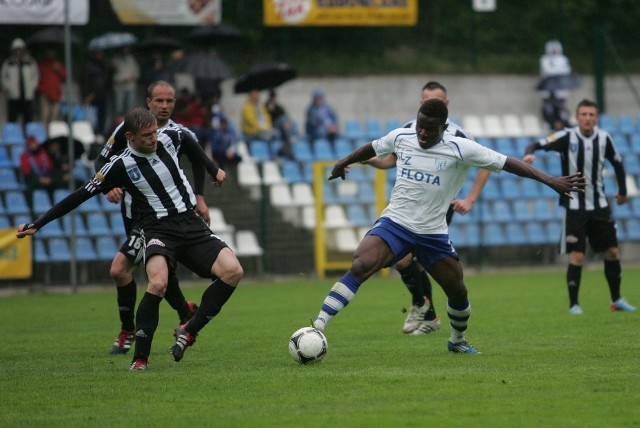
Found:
[502,157,586,199]
[330,142,377,180]
[176,130,210,224]
[179,129,224,185]
[605,137,628,204]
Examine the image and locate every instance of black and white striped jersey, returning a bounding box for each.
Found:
[526,127,627,210]
[92,129,197,227]
[31,126,219,232]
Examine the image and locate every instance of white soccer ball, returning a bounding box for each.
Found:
[288,327,328,364]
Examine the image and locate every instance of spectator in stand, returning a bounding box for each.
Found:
[241,89,275,143]
[36,48,66,128]
[173,88,208,146]
[209,115,242,169]
[19,135,57,200]
[305,88,339,144]
[265,89,296,159]
[539,40,573,129]
[111,46,140,118]
[1,38,39,126]
[82,49,111,135]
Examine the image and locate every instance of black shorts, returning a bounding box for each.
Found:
[561,207,618,254]
[142,210,229,278]
[118,228,145,265]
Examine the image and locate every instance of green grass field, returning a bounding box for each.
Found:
[1,267,639,427]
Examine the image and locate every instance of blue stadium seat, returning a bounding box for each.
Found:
[365,118,383,140]
[617,114,635,135]
[47,238,71,262]
[482,224,506,246]
[623,155,640,175]
[334,138,353,158]
[73,160,90,182]
[533,199,555,221]
[385,118,402,133]
[357,182,376,204]
[281,160,303,183]
[481,179,501,200]
[10,147,22,167]
[34,238,49,263]
[525,223,547,244]
[248,139,271,162]
[292,140,313,163]
[505,223,527,245]
[2,122,25,146]
[52,188,70,204]
[495,137,515,156]
[521,180,541,198]
[74,237,98,261]
[0,215,9,228]
[62,214,88,235]
[0,168,22,191]
[500,177,519,199]
[599,113,615,130]
[464,224,480,247]
[343,119,364,141]
[613,201,633,219]
[625,219,640,240]
[512,199,534,222]
[95,236,118,261]
[38,218,66,238]
[3,191,30,215]
[346,204,371,227]
[491,200,513,223]
[545,221,562,244]
[25,122,47,143]
[77,194,101,214]
[0,146,10,168]
[109,212,126,236]
[31,189,52,215]
[98,193,120,213]
[322,184,338,205]
[313,138,335,160]
[86,212,111,237]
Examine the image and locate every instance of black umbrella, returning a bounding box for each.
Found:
[137,36,183,52]
[177,52,232,80]
[42,136,85,161]
[27,27,82,46]
[234,63,297,94]
[187,23,243,43]
[536,74,582,92]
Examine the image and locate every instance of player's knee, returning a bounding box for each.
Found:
[147,278,168,296]
[110,254,134,284]
[214,253,244,286]
[569,251,585,265]
[604,247,619,260]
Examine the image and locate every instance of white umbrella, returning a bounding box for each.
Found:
[88,32,137,51]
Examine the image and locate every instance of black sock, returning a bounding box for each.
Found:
[399,261,427,307]
[567,264,582,307]
[604,259,622,302]
[133,292,162,360]
[163,272,188,322]
[116,280,136,332]
[186,279,236,335]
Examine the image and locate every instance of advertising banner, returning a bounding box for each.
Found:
[0,0,88,25]
[264,0,417,27]
[110,0,221,25]
[0,229,31,280]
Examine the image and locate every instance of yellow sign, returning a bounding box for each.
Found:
[0,229,32,280]
[264,0,417,27]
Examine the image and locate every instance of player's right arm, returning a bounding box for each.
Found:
[16,159,126,238]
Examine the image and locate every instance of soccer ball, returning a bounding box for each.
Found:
[288,327,328,364]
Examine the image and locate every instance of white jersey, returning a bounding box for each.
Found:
[372,129,507,234]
